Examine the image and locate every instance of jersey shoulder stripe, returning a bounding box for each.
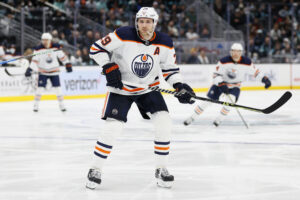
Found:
[51,43,61,49]
[114,26,173,48]
[151,31,173,48]
[220,55,252,65]
[34,43,60,51]
[239,56,252,65]
[220,56,233,64]
[115,26,139,42]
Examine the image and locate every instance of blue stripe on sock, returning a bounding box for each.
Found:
[155,151,169,155]
[94,151,107,159]
[97,141,112,149]
[154,141,170,145]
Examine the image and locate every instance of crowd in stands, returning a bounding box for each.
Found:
[212,0,300,63]
[0,0,299,64]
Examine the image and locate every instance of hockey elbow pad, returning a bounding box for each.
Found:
[173,82,195,104]
[262,76,271,89]
[65,63,73,72]
[102,62,123,90]
[25,67,33,77]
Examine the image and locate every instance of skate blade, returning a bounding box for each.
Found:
[86,181,99,190]
[183,118,193,126]
[156,179,173,188]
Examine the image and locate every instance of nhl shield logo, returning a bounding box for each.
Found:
[131,54,154,78]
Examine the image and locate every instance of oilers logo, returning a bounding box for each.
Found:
[46,54,53,64]
[131,54,154,78]
[226,68,238,79]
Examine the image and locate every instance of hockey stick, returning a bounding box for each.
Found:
[122,81,292,114]
[0,49,60,65]
[4,67,37,77]
[225,94,249,129]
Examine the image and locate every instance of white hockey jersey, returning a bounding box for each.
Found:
[213,55,263,88]
[30,43,69,76]
[89,26,183,95]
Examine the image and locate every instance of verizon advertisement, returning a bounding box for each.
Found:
[0,67,107,97]
[60,68,107,95]
[0,64,298,101]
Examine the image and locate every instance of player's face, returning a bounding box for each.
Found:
[42,39,51,48]
[137,18,154,40]
[230,50,242,62]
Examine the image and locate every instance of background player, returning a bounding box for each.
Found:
[25,33,73,112]
[184,43,271,127]
[86,7,195,189]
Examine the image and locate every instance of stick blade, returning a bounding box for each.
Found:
[262,91,292,114]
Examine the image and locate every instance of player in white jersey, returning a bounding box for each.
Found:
[86,7,195,189]
[25,33,73,112]
[184,43,271,127]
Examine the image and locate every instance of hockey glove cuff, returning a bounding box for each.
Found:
[262,76,271,89]
[173,83,195,104]
[25,67,33,77]
[102,62,123,90]
[65,63,73,73]
[218,82,229,94]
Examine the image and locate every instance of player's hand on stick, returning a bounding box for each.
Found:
[173,83,195,104]
[218,82,229,94]
[262,76,271,89]
[25,67,33,77]
[65,63,73,72]
[102,62,123,90]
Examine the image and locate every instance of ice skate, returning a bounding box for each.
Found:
[59,103,66,112]
[183,116,194,126]
[155,168,174,188]
[86,168,101,189]
[33,103,39,112]
[213,118,222,127]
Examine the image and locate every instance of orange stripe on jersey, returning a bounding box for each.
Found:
[60,55,66,61]
[38,68,59,73]
[114,32,143,44]
[90,46,99,51]
[155,146,170,151]
[95,146,111,154]
[163,73,170,77]
[254,69,260,77]
[122,86,144,92]
[149,81,160,87]
[101,92,109,118]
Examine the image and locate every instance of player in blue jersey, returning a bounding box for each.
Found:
[184,43,271,127]
[86,7,195,189]
[25,33,72,112]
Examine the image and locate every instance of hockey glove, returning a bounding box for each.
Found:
[102,62,123,90]
[262,76,271,89]
[218,82,229,94]
[65,63,73,73]
[25,67,33,77]
[173,83,195,104]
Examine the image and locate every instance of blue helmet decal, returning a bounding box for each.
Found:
[131,54,154,78]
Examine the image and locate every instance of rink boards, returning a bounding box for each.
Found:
[0,64,299,102]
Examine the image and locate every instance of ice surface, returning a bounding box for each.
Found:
[0,90,300,200]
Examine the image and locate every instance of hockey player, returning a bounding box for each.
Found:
[25,33,73,112]
[86,7,195,189]
[184,43,271,127]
